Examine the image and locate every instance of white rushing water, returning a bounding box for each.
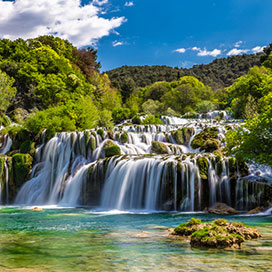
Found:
[13,115,271,212]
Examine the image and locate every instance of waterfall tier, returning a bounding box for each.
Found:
[3,117,270,211]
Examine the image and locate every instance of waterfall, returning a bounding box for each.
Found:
[13,116,270,211]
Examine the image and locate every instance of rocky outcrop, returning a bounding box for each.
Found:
[172,218,261,249]
[171,127,195,145]
[208,202,239,215]
[151,141,169,154]
[103,140,121,157]
[191,127,220,152]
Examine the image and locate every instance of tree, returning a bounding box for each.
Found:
[0,70,17,113]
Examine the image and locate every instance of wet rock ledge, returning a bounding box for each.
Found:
[172,218,261,249]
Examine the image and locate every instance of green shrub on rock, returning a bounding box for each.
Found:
[12,153,33,186]
[191,127,220,152]
[103,140,121,157]
[196,156,209,179]
[120,132,129,144]
[20,140,35,155]
[172,218,261,249]
[97,128,105,139]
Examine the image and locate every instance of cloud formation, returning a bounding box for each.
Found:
[227,48,249,56]
[125,1,134,7]
[196,48,221,57]
[252,46,265,53]
[175,48,186,53]
[0,0,126,47]
[112,41,124,47]
[234,41,243,48]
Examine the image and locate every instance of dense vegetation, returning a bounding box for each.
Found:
[106,53,263,100]
[0,36,121,135]
[225,47,272,166]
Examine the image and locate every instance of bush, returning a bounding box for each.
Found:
[142,115,163,125]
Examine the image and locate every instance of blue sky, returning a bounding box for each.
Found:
[0,0,271,71]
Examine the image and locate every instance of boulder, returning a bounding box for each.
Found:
[151,141,169,154]
[247,207,266,214]
[208,202,239,215]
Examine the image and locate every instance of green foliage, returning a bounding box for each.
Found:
[97,129,105,139]
[12,153,33,186]
[141,99,161,115]
[98,109,113,128]
[228,66,272,118]
[20,140,35,155]
[106,53,262,91]
[195,101,217,113]
[103,140,121,157]
[142,115,162,125]
[25,96,98,137]
[112,108,131,123]
[0,36,120,135]
[225,93,272,166]
[0,70,17,113]
[131,116,141,124]
[120,132,129,144]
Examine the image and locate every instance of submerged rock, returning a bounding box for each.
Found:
[172,218,261,249]
[208,202,239,215]
[247,207,266,214]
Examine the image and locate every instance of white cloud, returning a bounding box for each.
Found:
[125,1,134,7]
[197,48,221,57]
[227,48,249,56]
[112,41,124,47]
[252,46,265,53]
[192,46,200,51]
[0,0,126,47]
[234,41,243,48]
[92,0,108,6]
[175,48,186,53]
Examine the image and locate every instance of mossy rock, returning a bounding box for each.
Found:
[97,128,104,139]
[12,153,33,187]
[151,141,169,154]
[171,128,194,145]
[201,139,220,152]
[174,218,203,236]
[173,218,261,249]
[103,140,121,157]
[191,225,245,249]
[20,140,35,155]
[197,156,209,180]
[8,127,32,151]
[120,132,129,144]
[191,127,219,151]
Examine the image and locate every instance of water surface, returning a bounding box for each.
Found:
[0,207,271,271]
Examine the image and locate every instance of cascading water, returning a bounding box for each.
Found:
[14,115,271,212]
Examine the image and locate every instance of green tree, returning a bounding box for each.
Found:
[0,70,17,113]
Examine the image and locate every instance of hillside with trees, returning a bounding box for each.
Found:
[106,53,263,100]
